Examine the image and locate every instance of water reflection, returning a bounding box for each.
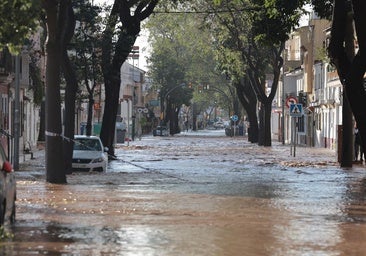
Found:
[8,175,366,255]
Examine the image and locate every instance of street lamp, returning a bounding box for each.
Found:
[129,46,139,141]
[161,83,186,125]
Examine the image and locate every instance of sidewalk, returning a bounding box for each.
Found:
[17,136,363,176]
[19,148,44,163]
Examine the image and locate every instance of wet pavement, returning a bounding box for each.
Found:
[2,129,366,255]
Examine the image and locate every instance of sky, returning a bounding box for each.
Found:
[92,0,150,71]
[128,29,150,71]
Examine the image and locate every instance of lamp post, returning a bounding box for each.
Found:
[162,83,186,125]
[130,46,139,141]
[202,84,232,119]
[13,54,20,171]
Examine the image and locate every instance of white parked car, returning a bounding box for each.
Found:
[213,121,225,129]
[72,135,108,172]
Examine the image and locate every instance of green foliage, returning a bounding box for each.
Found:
[316,46,330,63]
[70,1,106,96]
[310,0,333,19]
[251,0,305,45]
[0,226,13,240]
[146,5,194,106]
[29,56,44,105]
[147,2,234,109]
[0,0,41,53]
[214,0,333,25]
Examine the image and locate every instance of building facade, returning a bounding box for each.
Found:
[0,48,40,166]
[273,14,343,150]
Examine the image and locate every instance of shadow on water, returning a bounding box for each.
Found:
[0,220,75,255]
[2,219,171,255]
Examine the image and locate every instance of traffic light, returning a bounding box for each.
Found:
[198,85,203,93]
[203,84,210,90]
[298,92,307,107]
[188,82,193,89]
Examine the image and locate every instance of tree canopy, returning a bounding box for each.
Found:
[0,0,41,52]
[146,2,238,131]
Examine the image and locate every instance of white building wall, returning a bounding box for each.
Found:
[24,90,40,146]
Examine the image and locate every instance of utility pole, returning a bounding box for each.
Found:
[13,54,20,171]
[130,46,139,141]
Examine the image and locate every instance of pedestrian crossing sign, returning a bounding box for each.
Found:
[289,103,303,117]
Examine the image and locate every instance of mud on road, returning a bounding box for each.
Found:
[2,134,366,255]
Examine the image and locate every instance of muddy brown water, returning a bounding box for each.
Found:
[1,134,366,255]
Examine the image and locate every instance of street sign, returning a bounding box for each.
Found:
[289,103,303,117]
[231,115,239,122]
[137,107,148,113]
[149,99,159,107]
[286,96,298,108]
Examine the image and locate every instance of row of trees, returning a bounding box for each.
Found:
[146,2,235,134]
[147,1,312,145]
[148,0,365,157]
[45,0,160,183]
[1,0,159,183]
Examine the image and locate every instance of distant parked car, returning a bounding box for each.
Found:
[0,143,16,225]
[153,126,168,136]
[72,135,108,172]
[213,121,225,129]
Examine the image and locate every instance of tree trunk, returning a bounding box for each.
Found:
[258,104,265,146]
[86,96,94,136]
[168,104,174,135]
[192,103,197,131]
[246,44,283,147]
[37,100,45,142]
[329,0,366,164]
[248,112,259,143]
[100,0,158,156]
[340,1,356,167]
[99,3,124,157]
[44,0,67,183]
[349,0,366,158]
[175,105,180,134]
[100,76,120,157]
[83,58,96,136]
[100,14,135,156]
[236,78,258,143]
[263,100,272,146]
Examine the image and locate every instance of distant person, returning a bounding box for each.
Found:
[184,120,189,132]
[355,128,364,162]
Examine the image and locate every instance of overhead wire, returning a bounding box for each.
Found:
[152,7,260,14]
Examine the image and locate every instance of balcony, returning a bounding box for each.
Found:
[327,70,339,82]
[0,69,12,84]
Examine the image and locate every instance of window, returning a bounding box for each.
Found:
[297,116,305,133]
[316,113,322,131]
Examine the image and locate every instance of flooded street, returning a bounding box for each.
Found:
[2,130,366,255]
